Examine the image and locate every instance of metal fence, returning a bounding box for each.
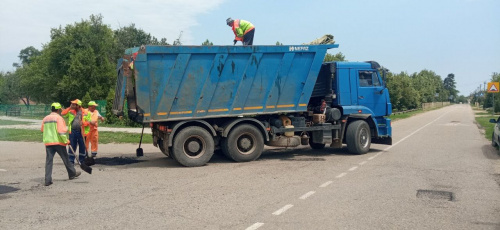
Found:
[1,100,107,118]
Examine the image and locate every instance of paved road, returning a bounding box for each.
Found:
[0,104,499,229]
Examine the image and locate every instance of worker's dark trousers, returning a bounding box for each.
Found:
[45,145,77,184]
[68,130,86,164]
[243,29,255,45]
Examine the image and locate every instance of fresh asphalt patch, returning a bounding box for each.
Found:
[94,157,143,166]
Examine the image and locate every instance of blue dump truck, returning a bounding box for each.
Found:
[113,44,392,167]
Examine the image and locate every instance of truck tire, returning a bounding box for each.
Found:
[172,126,215,167]
[346,120,371,154]
[309,137,326,149]
[221,124,264,162]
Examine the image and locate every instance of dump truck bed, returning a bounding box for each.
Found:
[116,44,338,122]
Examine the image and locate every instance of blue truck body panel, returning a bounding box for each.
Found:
[130,45,338,122]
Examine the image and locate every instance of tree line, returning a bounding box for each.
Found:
[0,14,463,121]
[470,72,500,112]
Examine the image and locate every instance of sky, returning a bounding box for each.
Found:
[0,0,499,95]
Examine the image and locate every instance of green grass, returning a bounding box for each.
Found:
[0,129,152,144]
[0,120,34,126]
[0,129,42,142]
[475,112,498,116]
[475,115,498,139]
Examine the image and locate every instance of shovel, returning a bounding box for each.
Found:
[82,134,95,166]
[68,144,92,174]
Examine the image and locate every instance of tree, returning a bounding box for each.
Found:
[275,41,283,45]
[113,23,169,59]
[22,14,116,105]
[13,46,41,68]
[82,91,91,107]
[386,71,420,111]
[411,70,444,103]
[0,71,19,104]
[201,39,213,46]
[443,73,458,102]
[324,52,346,62]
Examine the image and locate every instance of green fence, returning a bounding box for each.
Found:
[1,100,107,118]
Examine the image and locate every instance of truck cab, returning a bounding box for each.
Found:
[312,61,392,146]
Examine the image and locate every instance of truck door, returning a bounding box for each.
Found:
[356,70,386,116]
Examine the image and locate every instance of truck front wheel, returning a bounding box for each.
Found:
[172,126,215,167]
[222,124,264,162]
[346,120,371,154]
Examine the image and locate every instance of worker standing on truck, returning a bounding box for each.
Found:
[61,99,90,165]
[226,18,255,45]
[84,101,105,158]
[41,102,81,186]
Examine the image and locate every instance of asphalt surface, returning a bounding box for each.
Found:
[0,104,499,229]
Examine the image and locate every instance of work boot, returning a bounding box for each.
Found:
[44,181,53,186]
[69,171,81,180]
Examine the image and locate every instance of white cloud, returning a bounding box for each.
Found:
[0,0,224,71]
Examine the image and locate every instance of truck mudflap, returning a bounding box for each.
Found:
[372,136,392,145]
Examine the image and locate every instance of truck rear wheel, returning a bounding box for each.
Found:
[222,124,264,162]
[172,126,215,167]
[346,120,371,154]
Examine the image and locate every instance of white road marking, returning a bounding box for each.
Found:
[368,152,382,160]
[272,204,293,215]
[0,169,6,172]
[384,110,452,151]
[336,172,347,178]
[249,110,454,228]
[319,181,333,188]
[299,191,316,200]
[246,222,264,230]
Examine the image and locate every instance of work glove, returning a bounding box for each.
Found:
[233,40,237,45]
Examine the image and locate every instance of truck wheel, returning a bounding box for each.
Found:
[309,138,325,149]
[346,120,371,154]
[222,124,264,162]
[172,126,215,167]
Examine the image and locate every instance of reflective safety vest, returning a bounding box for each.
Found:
[41,112,69,146]
[84,109,101,133]
[232,19,255,41]
[62,108,90,134]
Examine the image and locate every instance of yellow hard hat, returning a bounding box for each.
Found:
[88,101,98,106]
[51,102,62,109]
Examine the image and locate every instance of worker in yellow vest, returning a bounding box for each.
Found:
[226,18,255,45]
[41,102,81,186]
[84,101,105,158]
